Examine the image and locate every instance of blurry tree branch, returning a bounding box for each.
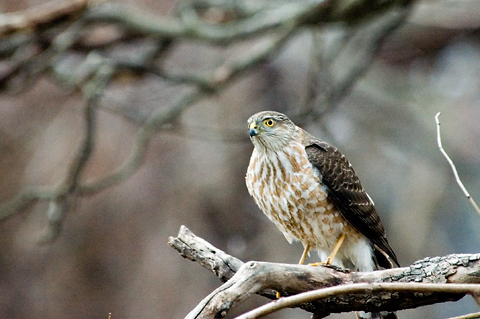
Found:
[169,225,480,319]
[0,0,414,241]
[0,0,89,36]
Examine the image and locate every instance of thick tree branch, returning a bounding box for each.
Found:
[169,226,480,319]
[169,225,244,283]
[236,282,480,319]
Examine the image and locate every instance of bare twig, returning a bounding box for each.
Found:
[435,112,480,217]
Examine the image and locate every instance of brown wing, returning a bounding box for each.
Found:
[305,140,399,268]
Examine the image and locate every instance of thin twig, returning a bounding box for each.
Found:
[435,112,480,217]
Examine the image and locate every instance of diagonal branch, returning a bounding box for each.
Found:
[0,0,89,36]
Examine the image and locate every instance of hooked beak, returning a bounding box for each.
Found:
[249,122,259,137]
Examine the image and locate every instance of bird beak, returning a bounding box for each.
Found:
[249,122,258,137]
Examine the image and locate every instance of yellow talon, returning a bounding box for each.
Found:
[279,235,346,297]
[308,260,329,267]
[308,233,346,267]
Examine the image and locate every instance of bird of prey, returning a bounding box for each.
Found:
[245,111,399,319]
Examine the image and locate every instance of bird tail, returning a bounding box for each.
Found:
[356,244,398,319]
[357,311,397,319]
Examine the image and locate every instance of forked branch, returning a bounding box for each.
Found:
[169,226,480,319]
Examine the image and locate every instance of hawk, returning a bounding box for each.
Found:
[245,111,399,319]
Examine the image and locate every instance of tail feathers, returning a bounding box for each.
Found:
[357,311,397,319]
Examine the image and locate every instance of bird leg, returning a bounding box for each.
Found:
[298,244,310,265]
[277,236,344,297]
[309,233,346,266]
[277,235,345,297]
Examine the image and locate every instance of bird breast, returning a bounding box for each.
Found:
[246,141,351,250]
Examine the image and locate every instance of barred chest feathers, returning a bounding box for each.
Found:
[245,140,359,252]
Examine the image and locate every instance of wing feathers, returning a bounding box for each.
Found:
[305,140,399,268]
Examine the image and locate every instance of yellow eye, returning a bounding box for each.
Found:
[263,119,275,127]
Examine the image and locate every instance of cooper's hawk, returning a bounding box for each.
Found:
[245,111,399,319]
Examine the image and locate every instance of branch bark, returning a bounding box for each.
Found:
[168,225,480,319]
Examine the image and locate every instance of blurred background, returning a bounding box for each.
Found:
[0,0,479,318]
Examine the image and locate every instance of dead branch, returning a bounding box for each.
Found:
[169,225,480,319]
[169,225,244,283]
[235,282,480,319]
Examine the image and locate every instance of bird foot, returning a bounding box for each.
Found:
[308,257,333,267]
[276,291,281,298]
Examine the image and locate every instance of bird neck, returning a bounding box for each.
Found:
[252,130,299,154]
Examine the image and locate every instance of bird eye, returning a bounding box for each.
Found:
[263,119,275,127]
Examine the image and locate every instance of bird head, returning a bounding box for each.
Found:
[247,111,298,151]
